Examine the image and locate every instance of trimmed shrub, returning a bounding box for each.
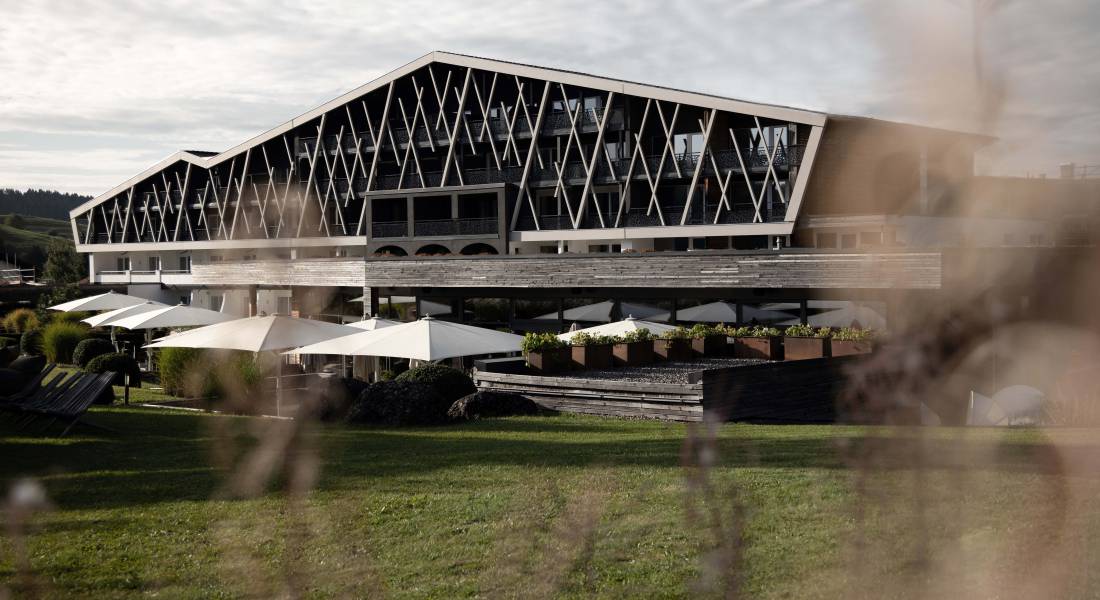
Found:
[394,363,475,404]
[660,326,692,340]
[619,328,654,343]
[19,329,42,356]
[85,352,141,388]
[41,321,89,364]
[346,381,450,426]
[73,338,115,368]
[448,390,540,421]
[2,308,39,333]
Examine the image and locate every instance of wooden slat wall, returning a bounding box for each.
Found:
[190,252,941,290]
[192,259,366,287]
[364,252,941,289]
[475,371,706,421]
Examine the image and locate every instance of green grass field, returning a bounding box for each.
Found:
[1,407,1099,598]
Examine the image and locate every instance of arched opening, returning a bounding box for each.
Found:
[459,243,499,255]
[373,245,408,257]
[414,244,451,256]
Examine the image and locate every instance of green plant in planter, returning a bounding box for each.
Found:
[688,323,720,339]
[750,326,781,338]
[571,332,617,346]
[660,326,692,340]
[832,327,874,341]
[619,328,654,343]
[521,332,567,354]
[784,324,831,338]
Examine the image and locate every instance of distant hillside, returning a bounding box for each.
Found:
[0,188,91,220]
[0,214,73,269]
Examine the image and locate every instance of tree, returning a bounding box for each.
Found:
[2,213,24,228]
[43,238,83,284]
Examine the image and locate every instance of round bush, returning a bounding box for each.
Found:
[393,363,475,404]
[41,321,89,364]
[50,311,92,325]
[2,308,39,333]
[19,329,42,356]
[346,381,450,426]
[448,390,540,421]
[73,338,115,368]
[84,352,141,388]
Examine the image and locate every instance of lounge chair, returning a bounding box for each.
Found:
[4,371,118,437]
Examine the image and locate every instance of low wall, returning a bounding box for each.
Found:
[474,371,705,421]
[692,356,862,423]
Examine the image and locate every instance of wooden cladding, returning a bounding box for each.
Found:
[362,252,941,290]
[191,251,940,290]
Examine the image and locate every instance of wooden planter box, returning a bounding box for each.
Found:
[613,340,653,367]
[733,337,783,360]
[831,340,874,357]
[654,338,692,362]
[691,335,727,357]
[526,348,571,374]
[571,344,614,370]
[784,336,831,361]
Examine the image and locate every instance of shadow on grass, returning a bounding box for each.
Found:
[2,407,1096,514]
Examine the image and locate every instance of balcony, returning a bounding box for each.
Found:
[94,269,193,285]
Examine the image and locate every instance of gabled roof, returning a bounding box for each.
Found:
[74,50,830,217]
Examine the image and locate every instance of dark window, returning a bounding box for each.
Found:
[817,232,837,248]
[841,234,857,249]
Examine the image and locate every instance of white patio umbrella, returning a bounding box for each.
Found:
[286,316,523,361]
[145,315,360,416]
[537,300,664,322]
[49,290,148,312]
[651,301,737,323]
[145,315,359,352]
[557,316,676,342]
[778,302,887,330]
[346,317,401,331]
[349,295,452,316]
[108,304,236,330]
[81,301,166,327]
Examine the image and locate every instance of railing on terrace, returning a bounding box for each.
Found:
[413,217,498,237]
[371,220,408,238]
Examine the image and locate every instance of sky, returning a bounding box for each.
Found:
[0,0,1097,196]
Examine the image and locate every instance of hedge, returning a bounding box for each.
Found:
[393,363,475,404]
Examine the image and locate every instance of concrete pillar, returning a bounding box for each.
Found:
[406,196,415,237]
[248,285,258,317]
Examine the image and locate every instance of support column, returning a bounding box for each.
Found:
[247,285,258,317]
[406,195,415,238]
[799,299,808,325]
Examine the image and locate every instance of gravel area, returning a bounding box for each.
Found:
[554,357,769,384]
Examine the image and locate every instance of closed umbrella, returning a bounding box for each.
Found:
[287,316,523,361]
[557,316,676,342]
[50,290,148,312]
[82,301,166,327]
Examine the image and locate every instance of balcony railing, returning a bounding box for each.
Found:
[371,221,408,238]
[413,217,498,237]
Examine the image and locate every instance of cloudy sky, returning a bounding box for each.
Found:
[0,0,1096,196]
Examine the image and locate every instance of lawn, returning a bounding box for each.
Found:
[1,407,1100,598]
